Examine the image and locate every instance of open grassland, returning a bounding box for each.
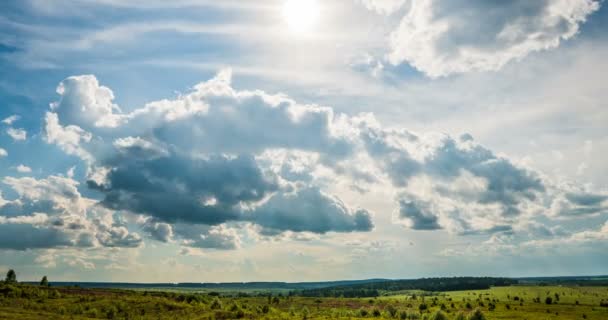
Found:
[0,284,607,319]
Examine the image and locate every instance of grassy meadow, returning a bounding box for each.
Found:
[1,282,608,319]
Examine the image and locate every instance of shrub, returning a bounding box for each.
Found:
[418,303,428,311]
[386,305,398,318]
[359,308,369,317]
[468,308,486,320]
[210,297,223,310]
[399,310,408,319]
[302,307,310,320]
[545,297,553,305]
[429,310,448,320]
[372,308,381,317]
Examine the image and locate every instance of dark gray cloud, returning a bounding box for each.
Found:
[89,152,278,225]
[396,198,441,230]
[0,223,75,250]
[140,218,173,243]
[565,192,608,206]
[173,224,240,250]
[250,187,374,234]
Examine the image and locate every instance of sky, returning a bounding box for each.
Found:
[0,0,607,283]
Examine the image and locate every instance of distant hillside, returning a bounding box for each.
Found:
[295,277,518,297]
[25,278,389,291]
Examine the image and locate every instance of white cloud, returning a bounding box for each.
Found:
[1,115,20,125]
[43,112,93,161]
[385,0,600,77]
[15,165,32,173]
[0,174,142,250]
[358,0,407,14]
[40,71,605,243]
[6,128,27,141]
[50,74,124,128]
[0,148,7,157]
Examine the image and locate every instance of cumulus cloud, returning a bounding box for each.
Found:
[140,218,173,242]
[383,0,600,77]
[357,117,545,233]
[15,165,32,173]
[0,148,7,157]
[550,189,608,217]
[40,70,601,243]
[43,112,93,161]
[174,224,241,250]
[0,175,142,250]
[395,197,441,230]
[6,128,27,141]
[50,75,124,128]
[1,115,20,125]
[250,187,374,234]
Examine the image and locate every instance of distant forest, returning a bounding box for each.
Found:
[294,277,518,297]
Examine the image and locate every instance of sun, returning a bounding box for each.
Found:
[282,0,320,33]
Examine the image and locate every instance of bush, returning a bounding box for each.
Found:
[429,310,448,320]
[301,307,310,320]
[545,297,553,305]
[210,297,223,309]
[372,308,381,317]
[386,305,398,318]
[261,305,270,314]
[399,310,408,319]
[468,308,486,320]
[359,308,369,317]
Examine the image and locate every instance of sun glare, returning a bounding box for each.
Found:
[282,0,320,33]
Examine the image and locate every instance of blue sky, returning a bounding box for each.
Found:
[1,0,607,282]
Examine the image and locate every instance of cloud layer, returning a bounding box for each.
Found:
[376,0,600,77]
[33,69,607,253]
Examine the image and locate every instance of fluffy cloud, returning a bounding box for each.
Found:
[357,117,545,233]
[250,187,373,234]
[15,165,32,173]
[41,71,601,244]
[550,190,608,217]
[6,128,27,141]
[44,112,94,162]
[384,0,600,77]
[395,198,441,230]
[0,175,142,250]
[358,0,407,14]
[173,224,241,250]
[1,115,20,125]
[50,75,123,128]
[44,70,369,240]
[0,148,7,157]
[140,218,173,243]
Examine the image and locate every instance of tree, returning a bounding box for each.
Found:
[545,297,553,305]
[5,269,16,284]
[40,276,49,287]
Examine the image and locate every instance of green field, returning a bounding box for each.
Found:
[1,283,608,319]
